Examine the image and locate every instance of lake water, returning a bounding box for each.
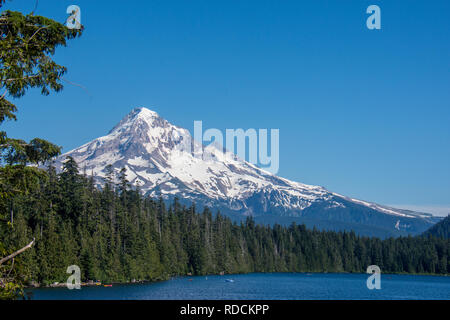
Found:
[28,273,450,300]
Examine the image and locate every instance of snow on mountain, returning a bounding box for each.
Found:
[55,107,440,237]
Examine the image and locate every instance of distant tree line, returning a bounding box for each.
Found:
[0,157,448,288]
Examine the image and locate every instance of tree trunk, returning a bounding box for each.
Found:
[0,239,35,265]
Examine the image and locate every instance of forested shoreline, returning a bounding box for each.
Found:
[0,157,448,288]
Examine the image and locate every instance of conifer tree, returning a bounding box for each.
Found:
[0,1,82,298]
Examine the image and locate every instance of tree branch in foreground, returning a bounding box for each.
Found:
[0,238,35,265]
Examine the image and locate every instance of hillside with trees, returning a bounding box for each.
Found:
[0,158,448,293]
[423,215,450,239]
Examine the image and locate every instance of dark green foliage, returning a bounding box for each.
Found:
[0,4,83,189]
[0,5,83,298]
[0,10,82,99]
[0,8,82,165]
[0,159,448,288]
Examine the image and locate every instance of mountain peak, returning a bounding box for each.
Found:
[109,107,165,135]
[125,107,161,126]
[132,107,159,119]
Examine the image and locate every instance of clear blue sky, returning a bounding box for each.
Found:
[2,1,450,215]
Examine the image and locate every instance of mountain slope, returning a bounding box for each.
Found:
[55,107,440,237]
[422,215,450,239]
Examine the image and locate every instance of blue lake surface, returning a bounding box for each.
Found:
[28,273,450,300]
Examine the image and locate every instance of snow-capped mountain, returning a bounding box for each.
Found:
[56,107,440,238]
